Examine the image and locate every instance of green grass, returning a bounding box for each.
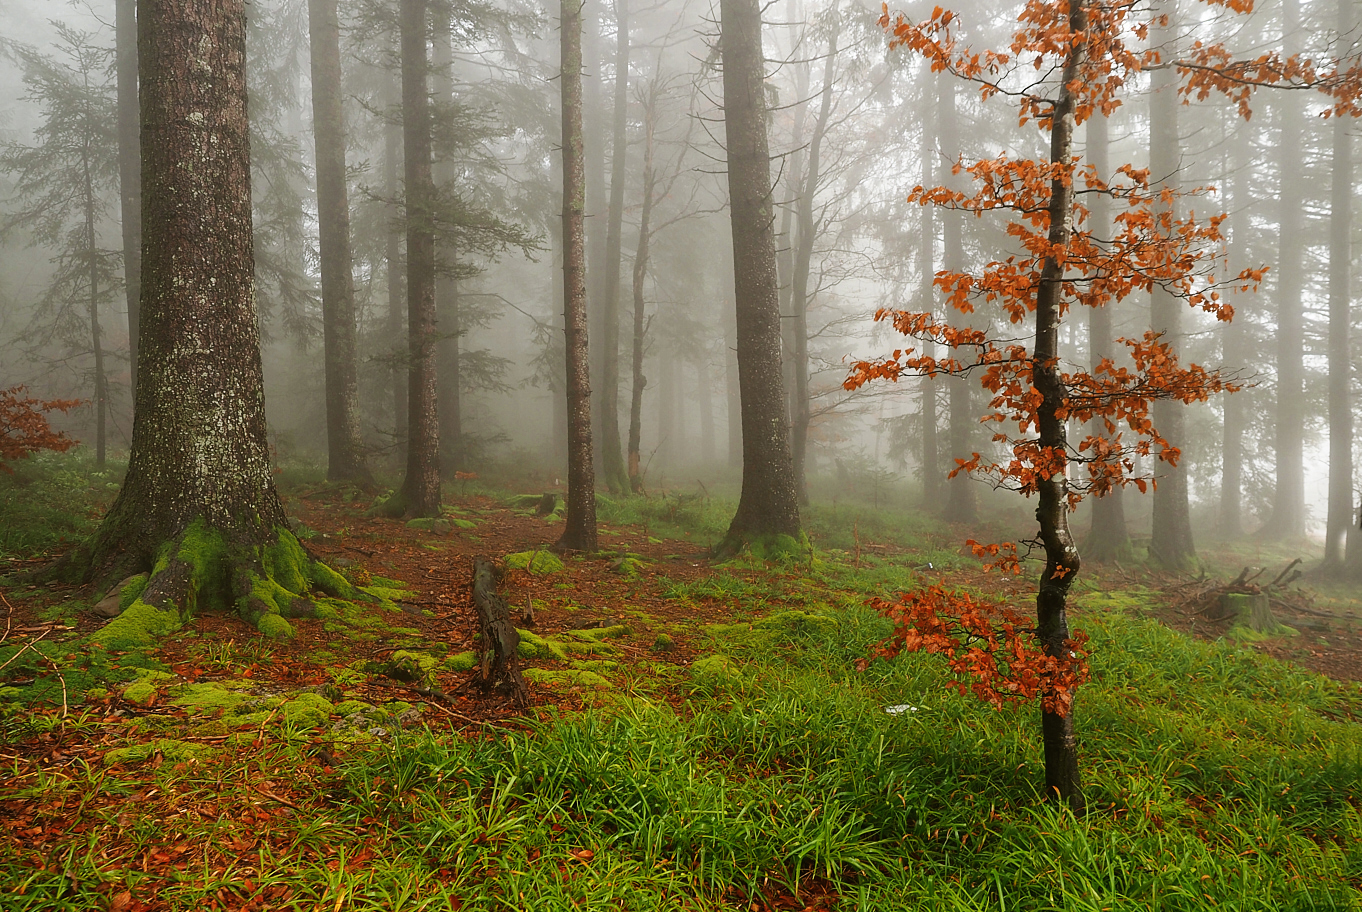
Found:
[7,589,1356,911]
[0,452,123,560]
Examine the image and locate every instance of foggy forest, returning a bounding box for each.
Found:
[0,0,1360,908]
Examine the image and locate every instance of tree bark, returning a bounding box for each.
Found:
[597,0,630,494]
[1082,110,1130,561]
[715,0,802,556]
[397,0,442,517]
[116,0,141,401]
[1030,0,1086,814]
[559,0,599,552]
[308,0,372,485]
[470,555,529,706]
[1147,0,1195,572]
[74,0,325,635]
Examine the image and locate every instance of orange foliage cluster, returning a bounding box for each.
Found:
[861,585,1090,715]
[0,385,81,472]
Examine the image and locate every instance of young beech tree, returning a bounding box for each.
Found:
[847,0,1278,810]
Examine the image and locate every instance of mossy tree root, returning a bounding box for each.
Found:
[84,520,359,650]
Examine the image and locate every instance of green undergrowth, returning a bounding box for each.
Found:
[0,452,123,561]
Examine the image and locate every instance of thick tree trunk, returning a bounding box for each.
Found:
[1147,2,1195,572]
[1082,111,1130,561]
[789,29,837,507]
[1030,0,1086,814]
[72,0,343,644]
[597,0,630,494]
[116,0,141,400]
[397,0,442,517]
[716,0,802,556]
[939,79,977,523]
[432,9,464,475]
[559,0,599,552]
[308,0,372,485]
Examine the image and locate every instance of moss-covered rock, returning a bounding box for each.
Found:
[443,651,478,673]
[406,517,451,534]
[690,654,741,688]
[516,628,568,661]
[105,739,212,766]
[505,550,564,574]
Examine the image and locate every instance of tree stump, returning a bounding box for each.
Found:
[470,555,529,707]
[1219,591,1278,633]
[535,492,557,516]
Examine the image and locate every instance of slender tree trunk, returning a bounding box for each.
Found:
[584,0,608,461]
[398,0,441,517]
[385,92,408,464]
[596,0,630,493]
[940,79,977,523]
[789,28,837,507]
[1082,110,1129,561]
[1328,0,1359,573]
[432,8,463,474]
[1220,121,1250,538]
[559,0,598,552]
[1148,1,1195,571]
[308,0,372,484]
[116,0,141,400]
[78,0,297,622]
[1263,0,1307,541]
[627,115,656,493]
[723,253,742,470]
[919,71,939,508]
[778,3,807,429]
[698,349,716,465]
[715,0,802,556]
[82,126,107,469]
[1030,0,1086,814]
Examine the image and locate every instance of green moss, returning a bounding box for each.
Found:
[652,633,675,652]
[516,628,568,661]
[690,654,741,688]
[104,739,212,766]
[281,692,334,729]
[334,699,372,716]
[384,650,438,684]
[406,517,451,533]
[121,682,159,706]
[567,624,631,641]
[443,651,478,673]
[257,614,294,640]
[260,529,309,595]
[170,681,252,716]
[755,609,838,638]
[524,668,611,689]
[450,518,478,530]
[90,599,181,649]
[505,550,564,574]
[117,574,148,610]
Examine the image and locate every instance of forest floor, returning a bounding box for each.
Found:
[2,459,1360,911]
